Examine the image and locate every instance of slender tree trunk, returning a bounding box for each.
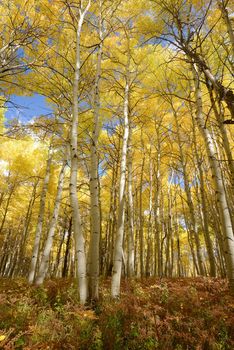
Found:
[134,187,140,276]
[199,167,216,276]
[207,85,234,191]
[181,189,199,275]
[88,1,103,301]
[127,127,135,277]
[154,151,161,277]
[139,144,145,277]
[35,161,67,285]
[28,146,53,284]
[177,234,181,276]
[192,64,234,291]
[146,155,153,277]
[69,1,91,304]
[165,187,172,277]
[170,197,174,277]
[160,189,166,276]
[192,119,216,277]
[53,227,66,278]
[0,184,15,235]
[211,125,234,231]
[0,192,4,208]
[8,237,20,278]
[17,180,39,275]
[62,218,72,278]
[173,110,205,275]
[111,65,130,298]
[0,229,11,276]
[104,161,118,276]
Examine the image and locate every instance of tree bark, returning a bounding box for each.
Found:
[192,64,234,291]
[173,108,205,276]
[127,127,135,277]
[28,146,53,284]
[35,161,67,285]
[69,0,91,304]
[62,218,72,278]
[111,66,130,298]
[88,0,103,301]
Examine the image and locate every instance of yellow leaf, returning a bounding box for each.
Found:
[0,335,6,341]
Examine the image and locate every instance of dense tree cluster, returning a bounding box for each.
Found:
[0,0,233,303]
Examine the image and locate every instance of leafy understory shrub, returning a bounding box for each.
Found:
[0,278,233,349]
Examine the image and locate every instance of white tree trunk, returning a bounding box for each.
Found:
[70,1,91,304]
[192,118,216,277]
[35,161,67,286]
[111,75,130,298]
[88,0,103,301]
[127,127,135,277]
[173,109,205,276]
[28,146,53,284]
[154,138,161,276]
[207,86,234,191]
[146,155,153,276]
[193,64,234,291]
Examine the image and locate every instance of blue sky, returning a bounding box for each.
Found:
[5,94,53,123]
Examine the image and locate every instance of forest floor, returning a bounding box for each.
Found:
[0,277,233,350]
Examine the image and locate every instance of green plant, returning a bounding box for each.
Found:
[102,310,124,349]
[129,323,139,338]
[216,323,230,350]
[14,336,25,349]
[16,298,32,316]
[90,326,103,350]
[53,293,64,314]
[31,286,48,306]
[142,337,159,350]
[159,282,169,304]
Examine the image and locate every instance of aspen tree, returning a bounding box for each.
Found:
[111,45,130,298]
[127,126,135,277]
[69,0,91,304]
[154,128,162,277]
[164,168,174,277]
[169,100,205,276]
[174,197,182,276]
[17,179,39,276]
[35,160,67,285]
[146,147,153,277]
[88,0,103,301]
[28,146,53,284]
[205,84,234,192]
[191,117,216,277]
[101,130,121,276]
[192,64,234,291]
[53,227,66,278]
[62,219,72,278]
[152,0,234,118]
[139,137,145,277]
[0,184,15,236]
[180,185,199,276]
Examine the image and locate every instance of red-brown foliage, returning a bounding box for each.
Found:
[0,277,233,349]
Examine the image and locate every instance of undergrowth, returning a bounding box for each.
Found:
[0,278,233,349]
